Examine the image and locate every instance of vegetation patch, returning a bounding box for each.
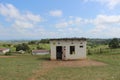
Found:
[35,54,120,80]
[0,38,120,80]
[0,55,43,80]
[28,59,107,80]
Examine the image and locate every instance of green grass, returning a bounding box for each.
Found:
[41,67,116,80]
[0,55,49,80]
[37,53,120,80]
[89,53,120,65]
[1,49,120,80]
[88,44,120,55]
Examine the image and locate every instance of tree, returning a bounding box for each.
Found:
[28,41,37,45]
[39,39,49,43]
[36,45,44,49]
[16,43,30,51]
[109,38,119,48]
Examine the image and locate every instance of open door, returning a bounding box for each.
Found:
[56,46,62,60]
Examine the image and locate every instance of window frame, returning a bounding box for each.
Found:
[70,46,75,55]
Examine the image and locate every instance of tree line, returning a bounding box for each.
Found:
[87,38,120,48]
[2,38,120,55]
[28,39,49,45]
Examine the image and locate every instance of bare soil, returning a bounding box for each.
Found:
[43,59,107,67]
[28,59,107,80]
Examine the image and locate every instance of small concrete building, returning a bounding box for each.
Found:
[50,38,87,60]
[0,48,10,54]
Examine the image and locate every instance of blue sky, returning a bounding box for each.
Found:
[0,0,120,40]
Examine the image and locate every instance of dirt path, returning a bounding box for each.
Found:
[28,59,107,80]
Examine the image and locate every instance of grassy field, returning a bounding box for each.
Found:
[0,52,120,80]
[0,54,49,80]
[38,53,120,80]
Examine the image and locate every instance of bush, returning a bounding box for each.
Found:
[16,43,30,51]
[37,46,44,49]
[109,38,119,48]
[39,39,49,43]
[5,52,12,56]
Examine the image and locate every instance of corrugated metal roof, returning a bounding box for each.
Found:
[0,48,9,51]
[50,37,86,41]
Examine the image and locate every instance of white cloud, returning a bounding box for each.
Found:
[25,12,42,22]
[90,25,107,34]
[55,22,68,28]
[1,3,120,39]
[75,17,83,24]
[0,3,43,27]
[0,23,49,40]
[55,17,85,28]
[88,14,120,38]
[107,27,120,37]
[13,20,34,29]
[84,0,120,10]
[49,10,62,17]
[57,27,83,38]
[0,3,45,39]
[94,15,120,25]
[0,3,20,19]
[98,0,120,10]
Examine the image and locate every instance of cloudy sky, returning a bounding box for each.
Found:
[0,0,120,40]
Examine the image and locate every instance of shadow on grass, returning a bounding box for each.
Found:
[36,54,50,61]
[37,57,50,61]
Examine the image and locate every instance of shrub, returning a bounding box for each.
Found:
[16,43,30,51]
[5,52,12,56]
[109,38,119,48]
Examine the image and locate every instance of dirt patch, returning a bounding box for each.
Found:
[0,78,3,80]
[28,59,107,80]
[43,59,107,67]
[0,56,16,58]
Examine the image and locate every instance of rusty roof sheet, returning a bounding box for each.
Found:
[50,37,86,41]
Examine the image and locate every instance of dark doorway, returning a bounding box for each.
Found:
[56,46,62,60]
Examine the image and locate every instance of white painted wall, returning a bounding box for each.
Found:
[50,40,87,60]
